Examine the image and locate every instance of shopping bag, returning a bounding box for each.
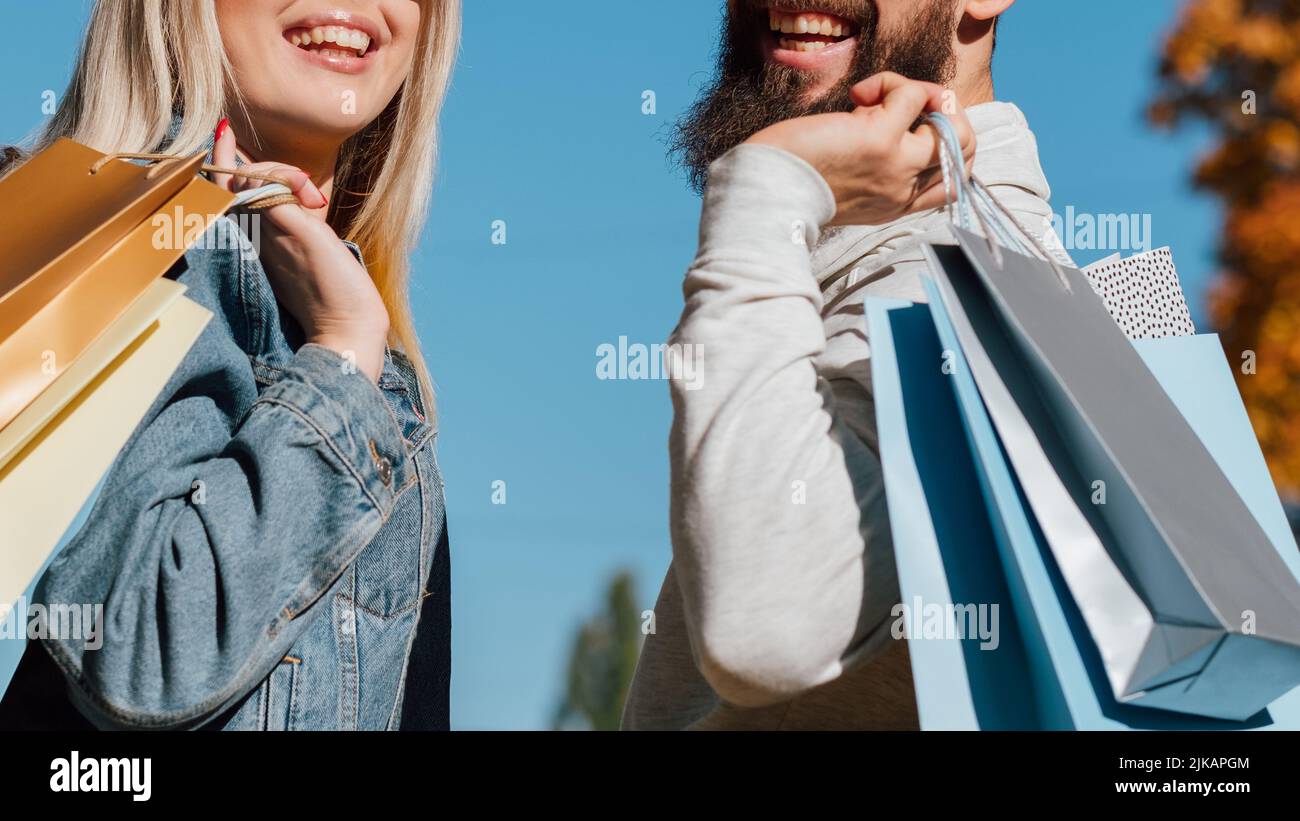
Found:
[0,476,103,695]
[0,278,211,615]
[0,138,293,615]
[866,297,1040,730]
[931,230,1300,721]
[1081,247,1196,339]
[0,139,232,429]
[913,112,1300,721]
[869,290,1300,729]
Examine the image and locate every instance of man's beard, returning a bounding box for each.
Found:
[672,0,959,192]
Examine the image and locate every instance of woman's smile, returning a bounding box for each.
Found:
[282,11,384,75]
[211,0,422,145]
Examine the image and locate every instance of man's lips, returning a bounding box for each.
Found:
[767,8,859,53]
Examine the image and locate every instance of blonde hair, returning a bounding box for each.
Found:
[37,0,460,416]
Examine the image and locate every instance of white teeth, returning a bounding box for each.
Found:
[291,25,371,57]
[769,10,855,41]
[777,37,830,52]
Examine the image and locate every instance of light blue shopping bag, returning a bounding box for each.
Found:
[868,292,1300,730]
[866,298,1044,729]
[0,480,104,695]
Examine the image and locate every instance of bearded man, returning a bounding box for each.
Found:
[623,0,1065,730]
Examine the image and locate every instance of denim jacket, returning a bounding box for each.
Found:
[10,129,451,730]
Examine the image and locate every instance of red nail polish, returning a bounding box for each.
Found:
[214,118,229,144]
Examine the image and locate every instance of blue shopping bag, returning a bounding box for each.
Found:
[868,292,1300,730]
[866,298,1042,729]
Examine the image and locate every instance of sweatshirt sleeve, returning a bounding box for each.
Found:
[667,143,902,707]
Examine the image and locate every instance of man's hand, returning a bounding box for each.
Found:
[746,72,976,227]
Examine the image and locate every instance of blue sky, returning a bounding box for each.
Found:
[1,1,1216,729]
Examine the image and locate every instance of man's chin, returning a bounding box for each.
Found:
[763,28,859,81]
[758,7,864,99]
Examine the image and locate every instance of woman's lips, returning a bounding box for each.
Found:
[280,11,384,75]
[283,22,378,75]
[284,9,382,43]
[288,25,373,56]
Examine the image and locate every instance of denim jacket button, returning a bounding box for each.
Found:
[369,439,393,487]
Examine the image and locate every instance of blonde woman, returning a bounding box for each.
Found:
[0,0,459,730]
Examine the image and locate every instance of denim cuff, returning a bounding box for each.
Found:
[251,343,411,511]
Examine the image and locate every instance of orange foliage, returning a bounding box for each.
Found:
[1151,0,1300,497]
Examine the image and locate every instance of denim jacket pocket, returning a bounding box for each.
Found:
[264,655,301,731]
[344,352,438,618]
[348,469,426,618]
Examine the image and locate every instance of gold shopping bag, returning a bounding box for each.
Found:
[0,279,211,612]
[0,137,278,612]
[0,138,235,429]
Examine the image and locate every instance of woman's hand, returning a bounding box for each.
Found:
[210,122,390,383]
[745,72,976,227]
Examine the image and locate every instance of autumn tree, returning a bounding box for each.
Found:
[1150,0,1300,499]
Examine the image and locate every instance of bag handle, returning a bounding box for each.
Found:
[927,112,1072,292]
[88,151,299,210]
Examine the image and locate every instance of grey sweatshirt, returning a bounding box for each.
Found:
[622,102,1065,730]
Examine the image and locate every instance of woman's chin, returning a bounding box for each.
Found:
[244,107,376,152]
